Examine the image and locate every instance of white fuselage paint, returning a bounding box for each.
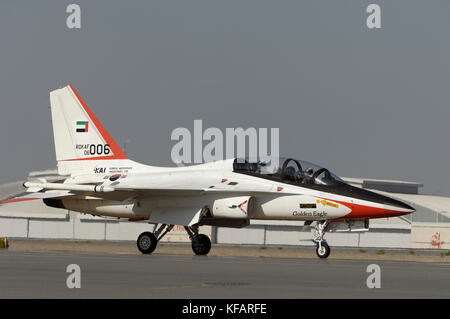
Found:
[41,86,414,228]
[58,159,386,222]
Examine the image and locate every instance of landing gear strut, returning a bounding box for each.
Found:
[313,220,331,259]
[184,225,211,255]
[137,224,174,254]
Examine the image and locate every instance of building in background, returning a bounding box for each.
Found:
[0,169,448,249]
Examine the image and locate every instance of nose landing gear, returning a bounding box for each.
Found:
[316,241,330,258]
[313,220,331,259]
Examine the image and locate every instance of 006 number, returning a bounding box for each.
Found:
[87,144,111,155]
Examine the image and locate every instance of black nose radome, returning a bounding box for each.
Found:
[329,184,415,214]
[383,196,415,213]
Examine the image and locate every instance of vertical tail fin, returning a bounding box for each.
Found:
[49,85,128,175]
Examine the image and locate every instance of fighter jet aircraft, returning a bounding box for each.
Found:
[14,85,415,258]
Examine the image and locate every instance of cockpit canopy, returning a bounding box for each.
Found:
[233,157,345,187]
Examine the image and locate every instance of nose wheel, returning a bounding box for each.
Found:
[315,242,330,259]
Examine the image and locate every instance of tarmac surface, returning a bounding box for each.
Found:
[7,239,450,262]
[0,249,449,298]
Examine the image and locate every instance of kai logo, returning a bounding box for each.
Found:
[76,121,89,133]
[94,167,106,174]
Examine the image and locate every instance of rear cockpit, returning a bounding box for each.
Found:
[233,157,345,187]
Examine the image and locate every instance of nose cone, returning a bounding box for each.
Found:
[337,185,416,219]
[382,196,415,216]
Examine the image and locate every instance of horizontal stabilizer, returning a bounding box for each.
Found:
[0,190,74,205]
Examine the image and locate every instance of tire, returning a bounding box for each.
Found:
[316,242,330,259]
[137,232,158,254]
[191,234,211,256]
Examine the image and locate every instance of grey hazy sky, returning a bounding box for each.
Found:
[1,1,450,195]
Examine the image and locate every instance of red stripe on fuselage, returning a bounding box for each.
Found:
[0,198,39,204]
[315,196,409,220]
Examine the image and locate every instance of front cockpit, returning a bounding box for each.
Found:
[233,157,345,187]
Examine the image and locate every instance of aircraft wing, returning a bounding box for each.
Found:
[23,179,276,199]
[19,182,209,226]
[21,182,207,201]
[20,180,270,226]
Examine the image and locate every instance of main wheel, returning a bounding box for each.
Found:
[137,232,158,254]
[316,242,330,259]
[191,234,211,256]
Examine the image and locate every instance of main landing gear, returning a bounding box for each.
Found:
[184,225,211,255]
[313,220,331,259]
[136,223,211,256]
[137,223,174,254]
